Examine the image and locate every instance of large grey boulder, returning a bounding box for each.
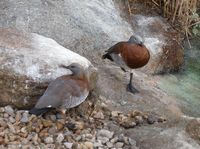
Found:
[0,28,97,109]
[0,0,183,74]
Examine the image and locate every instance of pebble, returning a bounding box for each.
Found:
[49,114,57,121]
[97,136,109,144]
[42,119,53,127]
[56,133,64,143]
[4,106,14,116]
[128,138,136,146]
[64,142,73,149]
[21,112,29,123]
[111,111,122,117]
[94,141,103,147]
[20,127,27,133]
[75,135,82,141]
[84,141,93,149]
[98,129,114,139]
[44,137,54,144]
[3,113,9,118]
[15,111,22,122]
[147,114,157,124]
[135,116,144,125]
[110,137,118,143]
[0,107,5,113]
[115,142,124,148]
[106,142,113,148]
[93,111,105,119]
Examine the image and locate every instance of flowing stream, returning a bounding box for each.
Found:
[158,38,200,117]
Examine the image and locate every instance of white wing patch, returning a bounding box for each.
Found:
[47,105,52,108]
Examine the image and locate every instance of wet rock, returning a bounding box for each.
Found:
[98,129,114,139]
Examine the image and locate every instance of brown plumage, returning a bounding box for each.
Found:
[29,63,89,116]
[102,35,150,94]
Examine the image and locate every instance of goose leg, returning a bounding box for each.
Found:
[126,72,139,94]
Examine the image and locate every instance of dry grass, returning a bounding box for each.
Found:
[128,0,200,41]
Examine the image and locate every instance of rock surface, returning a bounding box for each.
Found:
[0,28,97,108]
[0,0,183,73]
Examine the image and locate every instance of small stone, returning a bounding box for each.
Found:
[66,121,84,131]
[110,137,118,143]
[31,133,38,142]
[9,116,16,123]
[84,141,93,149]
[115,142,124,148]
[20,127,27,133]
[44,136,54,144]
[3,113,9,118]
[0,120,7,128]
[147,114,157,124]
[97,136,109,144]
[111,111,122,117]
[106,142,113,148]
[128,138,136,146]
[8,124,16,133]
[20,112,29,123]
[94,141,103,147]
[56,133,64,143]
[98,129,114,139]
[64,142,73,149]
[42,119,53,127]
[0,107,5,113]
[158,117,166,122]
[5,106,14,116]
[130,110,142,118]
[49,115,57,121]
[93,111,104,119]
[48,126,57,134]
[85,133,92,139]
[56,121,64,130]
[0,136,4,145]
[135,116,144,125]
[15,111,22,122]
[75,136,82,141]
[46,144,55,148]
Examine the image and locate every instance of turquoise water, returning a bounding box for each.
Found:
[159,39,200,117]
